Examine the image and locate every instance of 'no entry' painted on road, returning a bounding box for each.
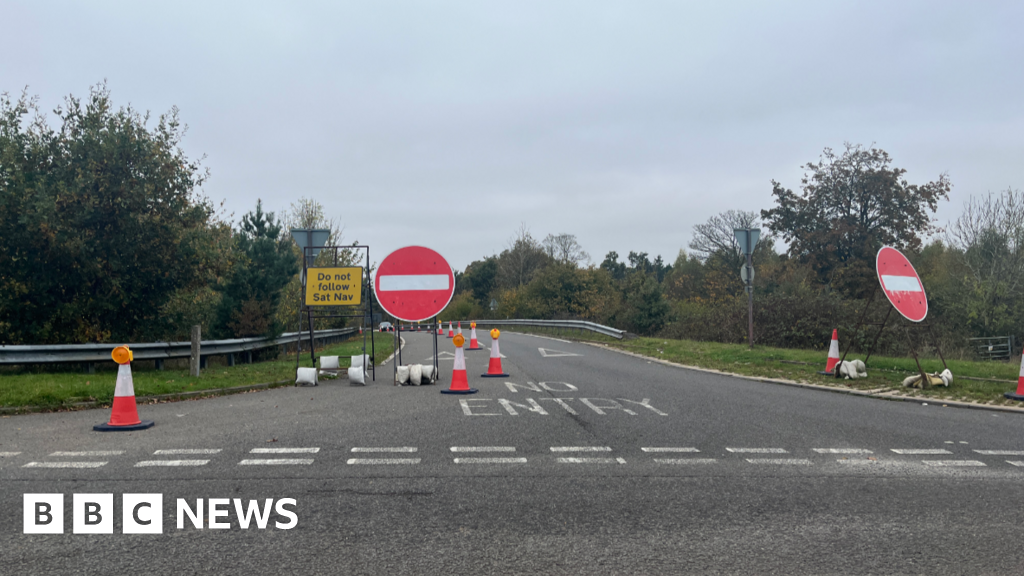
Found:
[374,246,456,322]
[876,246,928,322]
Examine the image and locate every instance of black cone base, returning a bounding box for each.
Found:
[467,347,483,351]
[1005,392,1024,401]
[441,388,478,395]
[480,373,510,378]
[94,420,154,432]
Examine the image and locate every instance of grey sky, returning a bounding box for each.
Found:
[3,1,1022,269]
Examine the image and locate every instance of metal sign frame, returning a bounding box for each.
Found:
[295,244,376,383]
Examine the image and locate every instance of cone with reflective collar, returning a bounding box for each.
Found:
[437,321,444,335]
[1005,351,1024,401]
[441,334,477,395]
[94,346,155,432]
[821,329,840,375]
[481,329,510,378]
[447,321,454,338]
[467,322,483,351]
[457,321,463,337]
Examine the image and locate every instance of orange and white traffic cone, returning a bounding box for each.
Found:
[441,334,477,395]
[481,328,510,378]
[467,322,483,351]
[820,329,840,375]
[94,346,154,432]
[1005,351,1024,401]
[437,322,444,335]
[447,321,454,338]
[457,322,463,337]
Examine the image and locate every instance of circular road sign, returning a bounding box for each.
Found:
[373,246,456,322]
[876,246,928,322]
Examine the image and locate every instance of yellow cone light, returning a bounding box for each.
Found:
[490,328,500,339]
[453,334,466,347]
[111,346,133,365]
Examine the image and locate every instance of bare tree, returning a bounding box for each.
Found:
[689,210,763,262]
[946,189,1024,292]
[496,223,550,289]
[542,233,590,267]
[282,197,356,266]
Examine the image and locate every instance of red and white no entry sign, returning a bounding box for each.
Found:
[373,246,456,322]
[876,246,928,322]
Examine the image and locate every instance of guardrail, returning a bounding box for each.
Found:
[442,319,627,340]
[0,327,359,370]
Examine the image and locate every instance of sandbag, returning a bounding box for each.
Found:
[410,364,423,385]
[838,359,867,379]
[421,364,435,383]
[351,354,369,370]
[396,365,410,385]
[320,356,340,370]
[296,367,318,386]
[348,366,365,385]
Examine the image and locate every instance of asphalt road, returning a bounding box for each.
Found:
[2,330,1023,575]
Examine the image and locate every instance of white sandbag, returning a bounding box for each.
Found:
[396,365,410,385]
[348,366,365,385]
[296,367,318,386]
[421,364,435,383]
[902,374,922,387]
[410,364,423,386]
[320,356,340,370]
[939,368,953,387]
[351,354,369,370]
[838,360,866,379]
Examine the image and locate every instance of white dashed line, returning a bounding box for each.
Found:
[642,447,700,453]
[813,448,873,454]
[745,458,812,465]
[1008,461,1024,467]
[24,462,107,468]
[550,446,612,452]
[973,450,1024,456]
[450,446,516,452]
[454,458,528,464]
[49,450,124,457]
[557,457,626,464]
[0,452,22,457]
[239,459,315,465]
[351,447,418,453]
[727,448,788,454]
[837,459,881,464]
[135,460,209,467]
[346,458,421,465]
[249,447,320,454]
[155,449,222,455]
[654,458,717,464]
[891,449,952,455]
[922,460,986,467]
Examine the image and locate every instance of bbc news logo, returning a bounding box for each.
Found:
[24,494,298,534]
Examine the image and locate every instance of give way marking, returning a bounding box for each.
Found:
[538,347,581,358]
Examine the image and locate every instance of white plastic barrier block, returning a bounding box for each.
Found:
[296,367,318,386]
[348,366,365,385]
[410,364,423,386]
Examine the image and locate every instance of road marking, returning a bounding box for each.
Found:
[155,449,222,455]
[654,458,718,464]
[239,459,315,465]
[346,458,421,465]
[557,457,627,464]
[518,333,571,344]
[250,447,320,454]
[135,460,209,467]
[450,446,516,452]
[745,458,812,465]
[454,458,528,464]
[550,446,613,452]
[351,447,418,453]
[538,347,581,358]
[427,351,456,361]
[1008,461,1024,467]
[642,447,700,453]
[24,462,107,468]
[922,460,986,467]
[837,459,881,464]
[891,449,952,455]
[49,450,125,457]
[726,448,788,453]
[813,448,873,454]
[0,452,22,457]
[973,450,1024,456]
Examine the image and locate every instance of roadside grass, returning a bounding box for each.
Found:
[0,335,394,411]
[502,326,1020,406]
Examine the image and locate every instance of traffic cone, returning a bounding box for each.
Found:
[437,322,444,335]
[457,322,463,336]
[447,321,454,338]
[819,329,840,375]
[467,322,483,351]
[441,334,477,395]
[94,346,154,432]
[1005,352,1024,401]
[481,328,510,378]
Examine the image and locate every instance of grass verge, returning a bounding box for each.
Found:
[0,335,394,412]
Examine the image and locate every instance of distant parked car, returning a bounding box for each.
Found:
[379,322,393,332]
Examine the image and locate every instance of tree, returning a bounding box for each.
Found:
[600,251,626,280]
[496,224,550,289]
[460,257,499,305]
[761,143,949,296]
[689,210,765,264]
[214,200,298,338]
[542,233,590,267]
[0,84,225,344]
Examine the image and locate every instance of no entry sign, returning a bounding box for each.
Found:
[876,246,928,322]
[373,246,455,322]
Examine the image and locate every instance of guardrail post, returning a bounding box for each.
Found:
[83,362,95,374]
[190,325,201,377]
[227,353,235,367]
[155,359,164,371]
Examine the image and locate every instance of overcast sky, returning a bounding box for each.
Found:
[3,1,1022,269]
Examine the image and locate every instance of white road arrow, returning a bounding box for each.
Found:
[538,347,581,358]
[426,351,456,361]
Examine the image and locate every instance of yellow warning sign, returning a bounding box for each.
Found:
[305,267,363,306]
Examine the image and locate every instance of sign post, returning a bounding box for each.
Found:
[734,228,760,349]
